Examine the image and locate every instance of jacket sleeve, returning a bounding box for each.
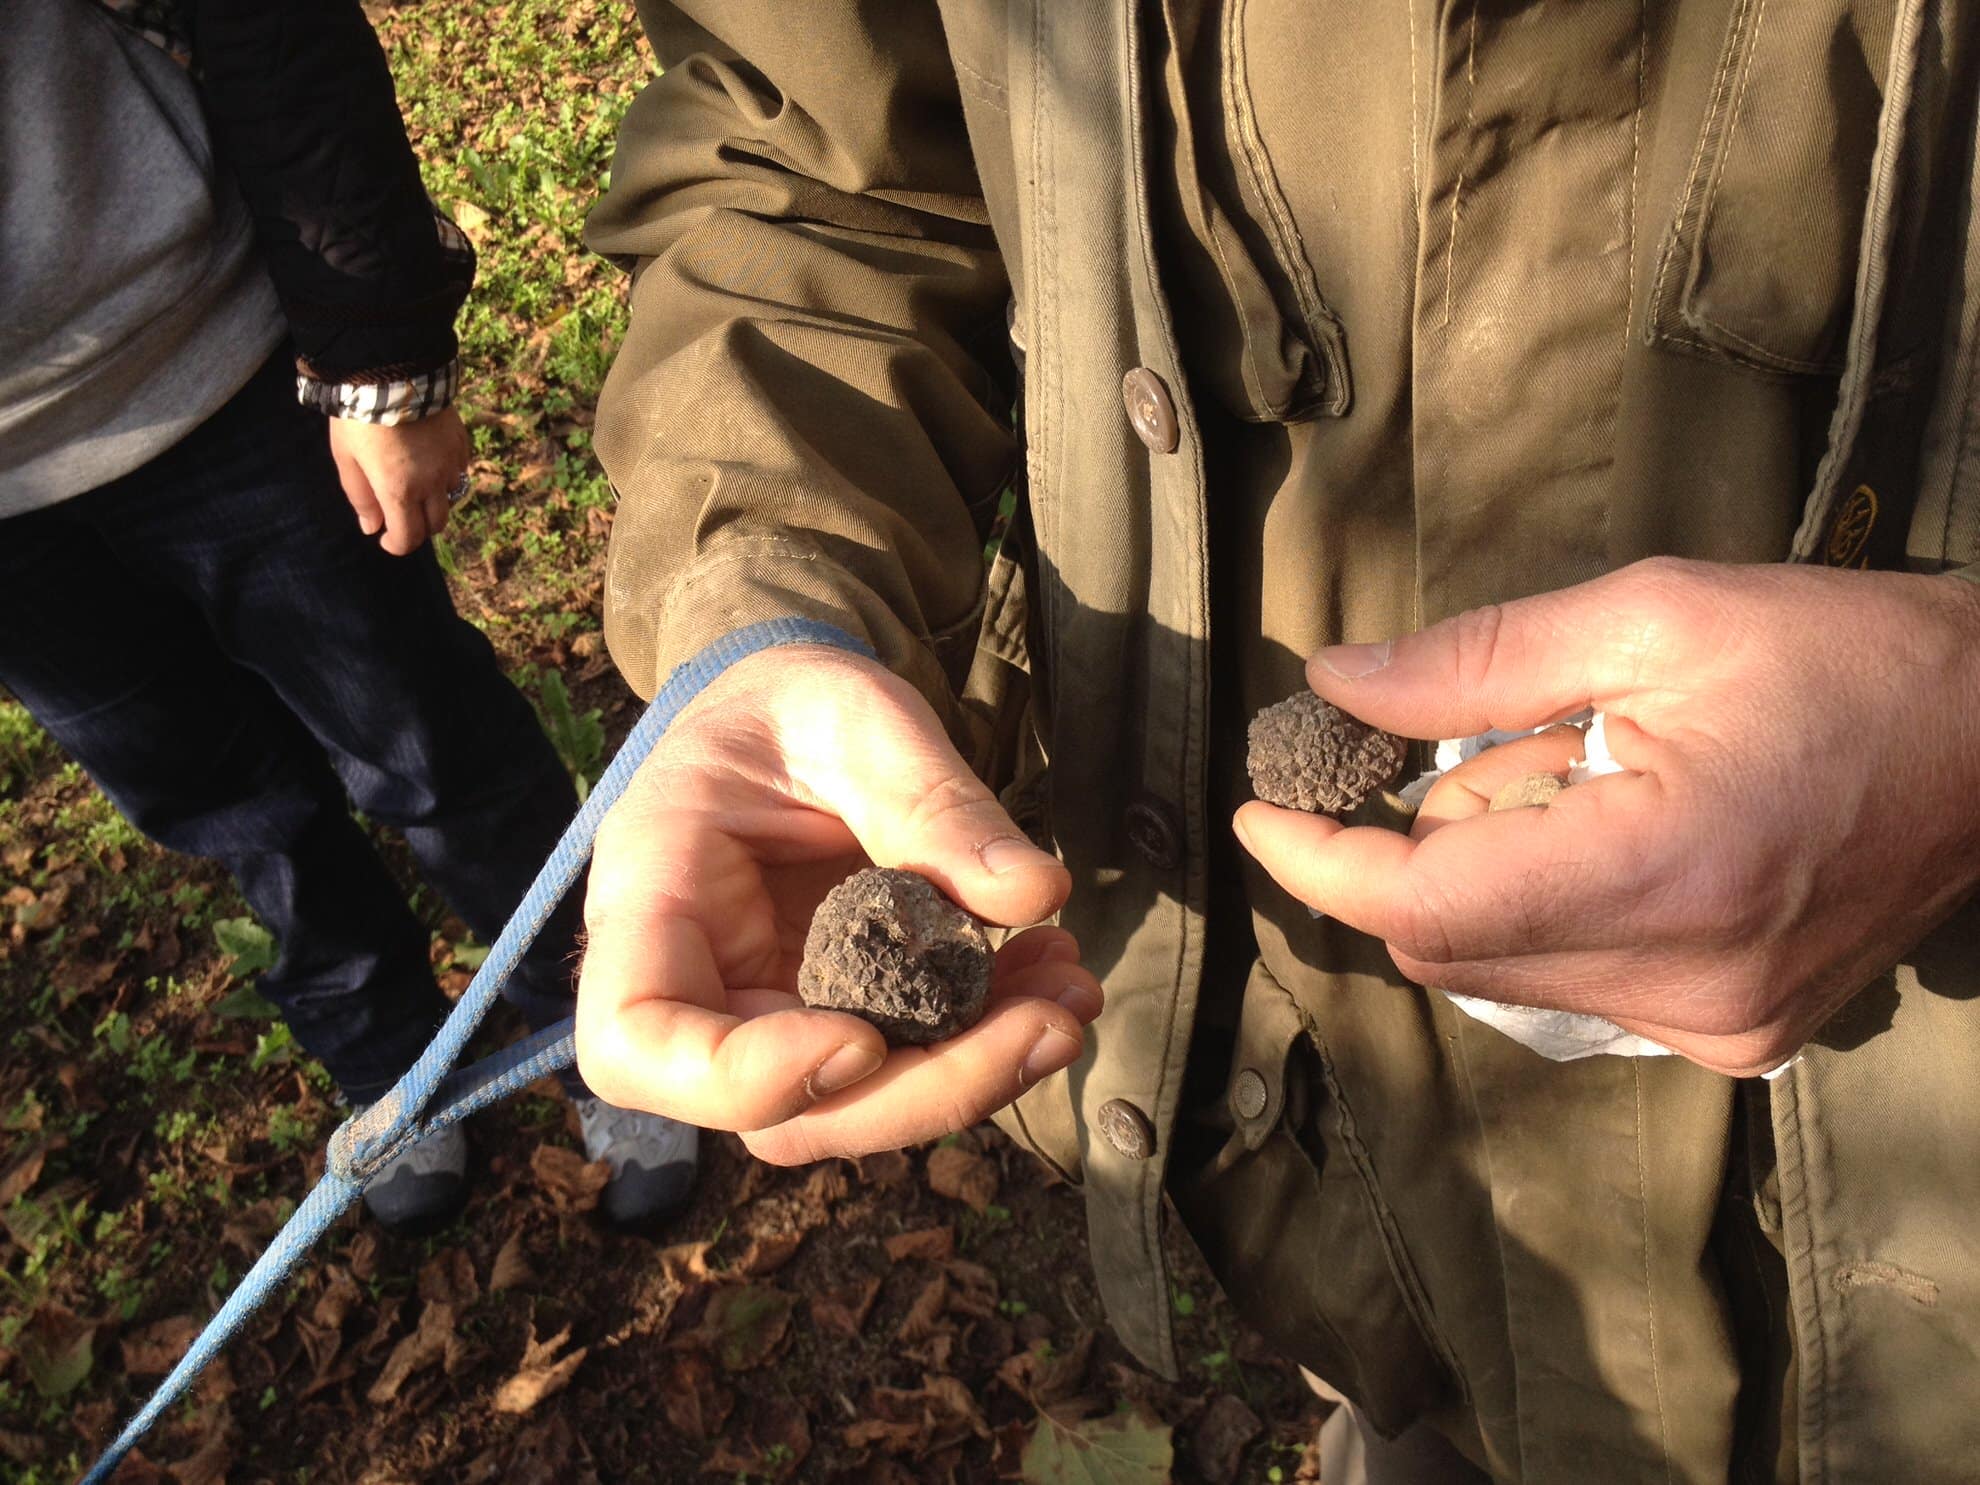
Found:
[584,0,1016,731]
[188,0,472,388]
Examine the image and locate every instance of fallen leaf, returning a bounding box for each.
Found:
[853,1375,990,1459]
[530,1143,609,1212]
[418,1246,480,1308]
[693,1284,793,1371]
[897,1275,951,1344]
[659,1352,732,1441]
[489,1229,537,1292]
[808,1277,881,1340]
[0,1137,56,1206]
[734,1229,804,1276]
[999,1333,1097,1411]
[121,1315,200,1376]
[701,1392,810,1479]
[1020,1406,1174,1485]
[885,1226,955,1263]
[19,1306,94,1398]
[312,1269,363,1330]
[493,1324,587,1415]
[943,1258,1001,1318]
[365,1300,455,1404]
[927,1146,1000,1212]
[292,1317,342,1387]
[855,1149,912,1188]
[1191,1394,1262,1484]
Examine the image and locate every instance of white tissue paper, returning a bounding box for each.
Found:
[1424,715,1675,1061]
[1423,714,1795,1079]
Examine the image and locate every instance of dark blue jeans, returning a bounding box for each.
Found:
[0,355,584,1101]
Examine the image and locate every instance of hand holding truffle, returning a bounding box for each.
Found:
[1234,558,1980,1078]
[575,646,1102,1165]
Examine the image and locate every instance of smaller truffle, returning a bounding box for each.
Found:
[1246,692,1406,815]
[797,867,994,1046]
[1489,771,1567,812]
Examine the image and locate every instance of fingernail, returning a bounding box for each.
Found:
[981,836,1050,874]
[1037,938,1082,965]
[808,1042,882,1098]
[1232,813,1255,852]
[1056,983,1103,1021]
[1020,1025,1080,1087]
[1315,640,1393,680]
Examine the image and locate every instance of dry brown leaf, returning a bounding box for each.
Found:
[926,1146,999,1213]
[854,1149,912,1189]
[311,1268,363,1331]
[659,1352,733,1441]
[896,1275,950,1344]
[656,1240,714,1286]
[120,1316,200,1377]
[364,1300,454,1405]
[997,1331,1096,1409]
[700,1392,810,1479]
[734,1230,804,1277]
[0,1137,56,1206]
[1191,1393,1263,1484]
[884,1226,955,1263]
[291,1317,342,1388]
[942,1258,1001,1318]
[417,1246,480,1308]
[530,1143,609,1212]
[489,1228,537,1293]
[493,1324,587,1416]
[807,1277,882,1340]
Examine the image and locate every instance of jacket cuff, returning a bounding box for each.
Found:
[297,358,460,424]
[605,532,980,745]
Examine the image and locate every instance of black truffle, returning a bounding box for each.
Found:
[797,868,994,1046]
[1246,692,1406,815]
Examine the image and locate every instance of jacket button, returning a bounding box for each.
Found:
[1096,1098,1156,1160]
[1232,1068,1269,1121]
[1122,367,1180,454]
[1124,798,1182,871]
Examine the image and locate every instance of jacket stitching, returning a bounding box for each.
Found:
[1647,0,1754,346]
[1663,0,1847,377]
[1623,1,1646,352]
[953,57,1010,113]
[1222,0,1351,414]
[1443,1,1479,330]
[1632,1064,1677,1485]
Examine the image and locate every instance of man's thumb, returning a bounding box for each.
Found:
[802,671,1069,928]
[1304,584,1643,740]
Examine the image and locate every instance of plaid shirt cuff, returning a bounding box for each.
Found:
[297,357,460,425]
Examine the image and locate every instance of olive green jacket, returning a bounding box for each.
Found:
[589,2,1980,1479]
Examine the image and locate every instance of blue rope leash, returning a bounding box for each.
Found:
[80,618,872,1485]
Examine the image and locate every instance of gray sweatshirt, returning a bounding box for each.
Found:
[0,0,285,516]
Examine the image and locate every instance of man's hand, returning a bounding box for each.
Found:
[575,645,1101,1163]
[327,409,470,556]
[1234,558,1980,1077]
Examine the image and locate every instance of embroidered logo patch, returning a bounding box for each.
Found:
[1826,484,1879,568]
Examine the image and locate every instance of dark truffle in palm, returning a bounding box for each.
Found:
[1246,692,1406,814]
[798,867,994,1046]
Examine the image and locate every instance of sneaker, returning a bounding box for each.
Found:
[357,1112,468,1233]
[572,1095,699,1228]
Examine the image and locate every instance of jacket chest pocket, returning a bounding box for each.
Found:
[1647,0,1899,376]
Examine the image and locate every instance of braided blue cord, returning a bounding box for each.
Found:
[80,618,874,1485]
